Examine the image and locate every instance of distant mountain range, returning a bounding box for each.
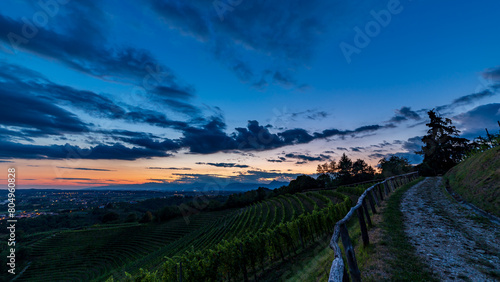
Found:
[84,180,289,192]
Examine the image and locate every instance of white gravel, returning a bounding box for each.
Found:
[401,177,500,281]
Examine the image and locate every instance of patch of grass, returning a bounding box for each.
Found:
[466,214,491,225]
[457,274,472,281]
[381,177,438,281]
[445,146,500,217]
[485,270,500,279]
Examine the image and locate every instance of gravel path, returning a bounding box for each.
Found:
[401,177,500,281]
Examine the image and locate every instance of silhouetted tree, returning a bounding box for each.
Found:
[286,175,321,193]
[316,160,337,175]
[351,159,375,182]
[126,213,137,222]
[317,154,376,185]
[316,173,332,187]
[378,156,413,177]
[102,211,120,223]
[417,110,470,175]
[337,153,353,183]
[139,211,153,223]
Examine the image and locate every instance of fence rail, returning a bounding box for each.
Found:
[328,172,419,282]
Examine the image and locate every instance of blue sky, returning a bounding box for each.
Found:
[0,0,499,188]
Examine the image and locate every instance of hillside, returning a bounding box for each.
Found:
[10,190,349,281]
[445,146,500,217]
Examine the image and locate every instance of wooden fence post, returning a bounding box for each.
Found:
[383,181,389,195]
[378,183,384,201]
[362,198,373,227]
[371,189,379,206]
[367,191,377,213]
[343,265,349,282]
[357,206,370,247]
[339,224,361,282]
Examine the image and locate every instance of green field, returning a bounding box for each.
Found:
[13,191,350,281]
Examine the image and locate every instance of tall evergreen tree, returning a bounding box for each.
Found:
[417,110,470,175]
[337,153,353,183]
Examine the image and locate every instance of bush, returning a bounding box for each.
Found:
[139,211,153,223]
[102,212,120,223]
[126,213,137,223]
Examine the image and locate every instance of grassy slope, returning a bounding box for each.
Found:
[445,146,500,217]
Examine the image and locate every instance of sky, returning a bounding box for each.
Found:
[0,0,499,189]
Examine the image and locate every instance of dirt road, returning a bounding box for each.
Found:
[401,177,500,281]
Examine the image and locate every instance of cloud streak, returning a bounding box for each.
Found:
[196,162,249,168]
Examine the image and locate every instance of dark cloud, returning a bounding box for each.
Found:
[0,82,88,137]
[450,90,495,107]
[402,136,423,153]
[482,66,500,81]
[370,140,392,148]
[315,124,385,139]
[147,0,333,88]
[0,63,193,140]
[117,135,180,151]
[267,157,287,163]
[56,167,115,172]
[185,120,388,154]
[0,61,391,159]
[233,120,284,150]
[284,153,330,162]
[323,150,335,154]
[350,147,364,152]
[196,162,249,168]
[0,141,171,160]
[121,107,190,130]
[368,152,423,165]
[389,106,421,123]
[336,147,348,151]
[272,71,299,88]
[290,109,329,121]
[278,129,315,145]
[368,153,385,159]
[147,167,192,170]
[0,5,193,99]
[43,84,126,119]
[181,116,238,154]
[454,103,500,138]
[367,135,425,165]
[437,90,498,112]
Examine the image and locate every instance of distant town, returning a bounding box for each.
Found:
[0,189,235,220]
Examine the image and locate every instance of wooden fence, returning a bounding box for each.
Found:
[328,172,419,282]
